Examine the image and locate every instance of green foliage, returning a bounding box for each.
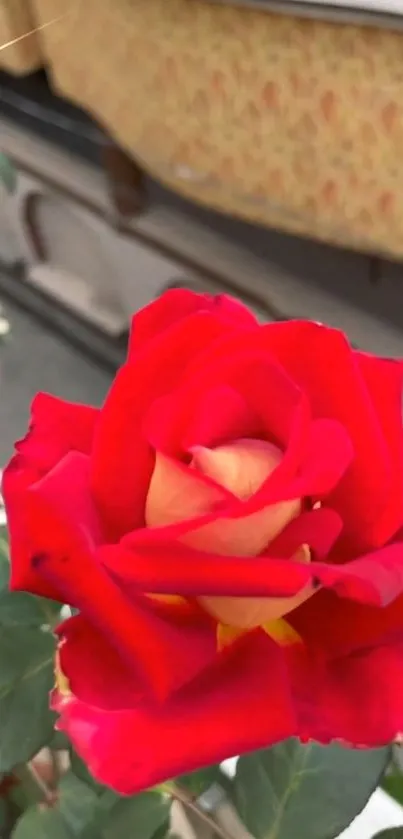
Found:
[383,772,403,808]
[0,797,8,831]
[234,739,390,839]
[0,527,8,566]
[0,547,61,628]
[371,831,403,838]
[0,153,17,194]
[12,806,73,839]
[69,750,103,796]
[178,765,231,798]
[57,773,100,835]
[11,781,170,839]
[100,790,170,839]
[0,534,59,771]
[0,625,56,771]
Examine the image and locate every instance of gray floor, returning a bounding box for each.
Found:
[0,296,111,464]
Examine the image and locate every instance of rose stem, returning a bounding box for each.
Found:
[164,782,235,839]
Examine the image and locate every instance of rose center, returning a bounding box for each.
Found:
[146,438,314,629]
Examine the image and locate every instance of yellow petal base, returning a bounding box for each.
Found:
[54,648,71,698]
[217,617,302,652]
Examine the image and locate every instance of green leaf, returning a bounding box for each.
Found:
[0,626,56,771]
[58,773,99,835]
[152,820,171,839]
[98,789,120,810]
[101,791,171,839]
[12,806,72,839]
[0,798,7,830]
[50,730,71,751]
[383,772,403,807]
[0,153,17,194]
[178,765,230,798]
[70,749,104,795]
[0,587,61,628]
[234,739,390,839]
[79,789,120,839]
[0,550,61,628]
[12,775,101,839]
[0,531,9,565]
[371,831,403,838]
[79,790,171,839]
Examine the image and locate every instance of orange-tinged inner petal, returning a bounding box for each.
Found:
[146,594,188,606]
[180,500,301,557]
[146,439,301,556]
[190,439,283,499]
[217,622,246,651]
[145,437,313,632]
[200,544,313,628]
[184,438,301,556]
[145,452,227,528]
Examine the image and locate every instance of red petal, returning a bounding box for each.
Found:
[101,543,312,598]
[314,541,403,606]
[16,393,98,470]
[299,642,403,747]
[2,457,59,599]
[292,588,403,660]
[122,416,351,551]
[104,537,403,610]
[356,353,403,542]
[181,349,305,452]
[57,614,143,709]
[52,626,296,794]
[91,311,245,539]
[261,321,392,550]
[270,507,343,559]
[182,386,259,451]
[128,290,257,358]
[245,417,353,514]
[52,615,403,793]
[2,395,98,598]
[25,452,216,700]
[145,385,259,457]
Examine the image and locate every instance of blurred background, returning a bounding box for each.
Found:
[3,0,403,459]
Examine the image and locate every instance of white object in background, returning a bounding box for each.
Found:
[281,0,403,13]
[339,788,403,838]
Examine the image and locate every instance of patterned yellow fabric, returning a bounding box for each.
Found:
[0,0,41,73]
[12,0,403,258]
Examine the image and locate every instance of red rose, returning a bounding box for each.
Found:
[4,290,403,793]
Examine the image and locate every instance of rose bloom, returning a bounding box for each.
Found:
[3,290,403,793]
